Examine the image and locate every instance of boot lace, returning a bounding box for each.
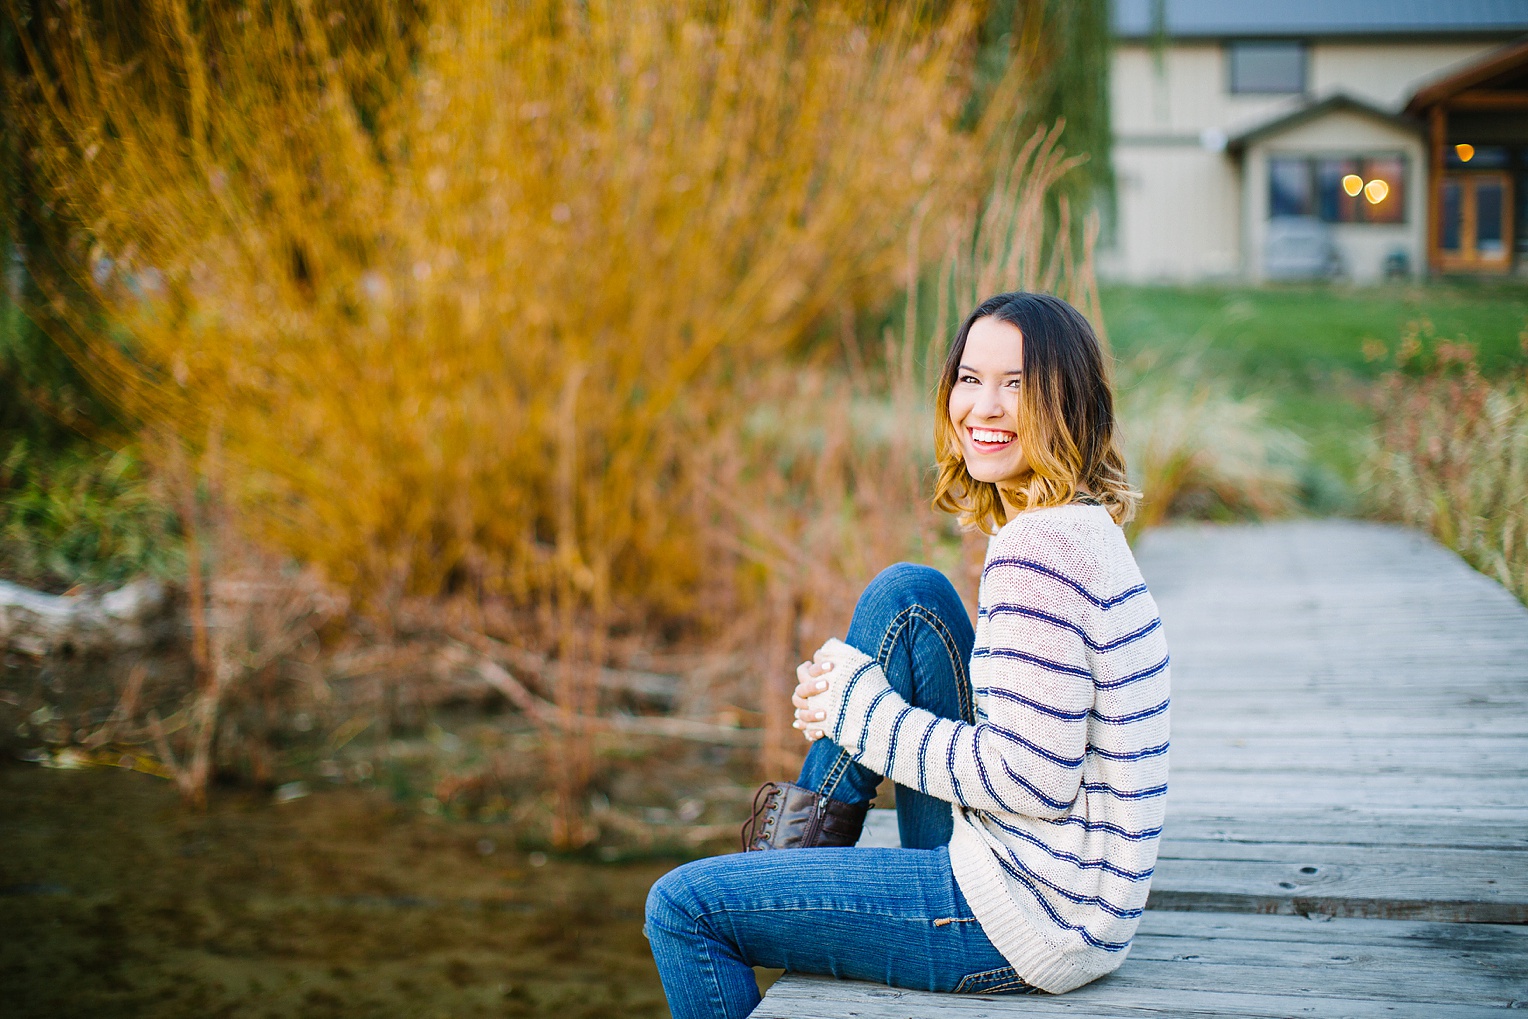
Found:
[740,782,783,851]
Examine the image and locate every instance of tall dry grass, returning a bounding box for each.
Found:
[1367,330,1528,604]
[1115,352,1304,535]
[13,0,1044,833]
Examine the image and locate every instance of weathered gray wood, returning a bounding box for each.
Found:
[783,522,1528,1015]
[861,812,1528,922]
[756,912,1528,1017]
[1162,814,1528,850]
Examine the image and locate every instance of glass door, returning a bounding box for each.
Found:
[1439,172,1513,271]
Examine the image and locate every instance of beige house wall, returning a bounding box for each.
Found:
[1105,39,1503,282]
[1107,144,1242,280]
[1309,43,1502,108]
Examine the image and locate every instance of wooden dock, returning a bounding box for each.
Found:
[755,521,1528,1016]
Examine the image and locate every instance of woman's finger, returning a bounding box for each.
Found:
[794,676,828,698]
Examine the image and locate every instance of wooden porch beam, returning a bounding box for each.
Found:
[1448,90,1528,111]
[1428,106,1444,275]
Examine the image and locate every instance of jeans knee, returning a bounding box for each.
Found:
[866,562,947,602]
[860,563,958,621]
[645,862,706,938]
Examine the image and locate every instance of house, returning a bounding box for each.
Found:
[1102,0,1528,282]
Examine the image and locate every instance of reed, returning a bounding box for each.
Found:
[1366,330,1528,604]
[1115,352,1304,536]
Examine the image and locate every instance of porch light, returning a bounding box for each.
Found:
[1455,143,1476,162]
[1342,174,1363,197]
[1364,179,1390,204]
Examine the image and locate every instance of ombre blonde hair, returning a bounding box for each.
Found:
[933,292,1139,533]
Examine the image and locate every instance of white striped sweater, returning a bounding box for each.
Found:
[809,503,1170,993]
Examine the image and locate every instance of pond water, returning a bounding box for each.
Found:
[0,764,681,1017]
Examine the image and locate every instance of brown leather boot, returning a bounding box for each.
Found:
[740,781,870,852]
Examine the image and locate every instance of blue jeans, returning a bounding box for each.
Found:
[644,564,1033,1019]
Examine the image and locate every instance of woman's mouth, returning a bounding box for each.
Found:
[968,427,1015,452]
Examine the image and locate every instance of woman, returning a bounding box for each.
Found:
[644,292,1170,1017]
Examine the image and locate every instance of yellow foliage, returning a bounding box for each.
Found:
[18,0,1024,622]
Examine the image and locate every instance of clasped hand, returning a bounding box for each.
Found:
[790,656,836,743]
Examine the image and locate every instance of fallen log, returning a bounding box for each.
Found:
[449,628,682,711]
[450,641,760,747]
[0,578,173,656]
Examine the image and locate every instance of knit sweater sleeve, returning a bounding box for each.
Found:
[808,518,1095,818]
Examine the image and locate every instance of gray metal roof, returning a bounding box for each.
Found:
[1114,0,1528,40]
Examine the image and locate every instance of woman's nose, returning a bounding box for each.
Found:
[974,384,1004,418]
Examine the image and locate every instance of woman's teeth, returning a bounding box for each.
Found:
[970,428,1014,445]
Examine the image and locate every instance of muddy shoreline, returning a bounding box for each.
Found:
[0,764,680,1018]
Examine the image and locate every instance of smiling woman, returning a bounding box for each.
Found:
[934,292,1138,533]
[644,292,1169,1015]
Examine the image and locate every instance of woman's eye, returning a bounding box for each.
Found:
[1004,378,1022,388]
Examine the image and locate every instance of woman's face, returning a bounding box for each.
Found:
[948,315,1029,487]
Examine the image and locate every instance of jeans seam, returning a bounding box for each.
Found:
[816,594,975,800]
[954,964,1021,994]
[678,910,744,1017]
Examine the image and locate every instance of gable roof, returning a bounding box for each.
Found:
[1405,39,1528,114]
[1226,94,1422,156]
[1115,0,1528,41]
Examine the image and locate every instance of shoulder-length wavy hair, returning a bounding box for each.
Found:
[932,291,1138,532]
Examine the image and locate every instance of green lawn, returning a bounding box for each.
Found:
[1099,281,1528,512]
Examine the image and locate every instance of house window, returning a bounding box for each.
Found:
[1268,155,1405,224]
[1229,41,1307,94]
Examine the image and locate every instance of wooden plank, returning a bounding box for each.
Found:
[1162,814,1528,851]
[755,912,1528,1017]
[860,813,1528,921]
[1148,844,1528,922]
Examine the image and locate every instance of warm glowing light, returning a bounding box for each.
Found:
[1341,174,1364,197]
[1456,143,1476,162]
[1364,179,1390,204]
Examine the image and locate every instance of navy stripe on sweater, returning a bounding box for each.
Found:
[996,853,1146,920]
[976,686,1090,721]
[984,722,1085,768]
[980,604,1162,652]
[972,646,1093,680]
[983,556,1148,610]
[986,814,1155,881]
[946,726,967,806]
[999,758,1076,812]
[1081,779,1168,800]
[916,716,938,792]
[971,728,1018,814]
[1087,740,1170,762]
[885,705,914,773]
[1090,699,1170,725]
[831,660,879,745]
[1094,655,1170,691]
[992,856,1134,951]
[1042,815,1163,841]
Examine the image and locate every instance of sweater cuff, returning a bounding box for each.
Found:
[808,638,887,753]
